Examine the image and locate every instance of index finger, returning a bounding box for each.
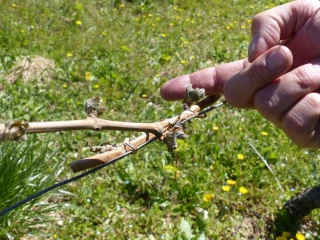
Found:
[160,59,247,101]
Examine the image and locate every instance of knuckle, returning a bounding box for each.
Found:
[248,62,265,86]
[293,67,314,90]
[254,88,276,114]
[281,112,306,136]
[305,93,320,109]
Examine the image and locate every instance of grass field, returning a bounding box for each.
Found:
[1,0,320,239]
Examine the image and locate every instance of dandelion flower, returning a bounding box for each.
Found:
[170,22,174,26]
[180,60,187,64]
[76,20,82,25]
[12,3,17,7]
[261,131,268,136]
[296,233,305,240]
[203,193,214,202]
[148,14,153,17]
[212,126,219,131]
[102,32,107,36]
[226,26,231,30]
[209,165,214,170]
[85,72,91,80]
[53,234,57,239]
[241,25,246,29]
[67,53,73,57]
[222,186,231,192]
[94,84,99,89]
[227,180,236,185]
[237,153,244,160]
[239,186,249,194]
[63,84,68,88]
[161,33,166,37]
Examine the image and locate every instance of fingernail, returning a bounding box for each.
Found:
[248,34,258,60]
[266,47,287,70]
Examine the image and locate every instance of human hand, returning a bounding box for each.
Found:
[160,0,320,148]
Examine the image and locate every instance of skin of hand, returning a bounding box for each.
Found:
[160,0,320,148]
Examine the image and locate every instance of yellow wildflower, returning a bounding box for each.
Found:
[282,232,290,238]
[161,33,166,37]
[163,165,178,173]
[183,41,189,45]
[239,187,249,194]
[62,84,68,88]
[226,26,231,30]
[85,72,91,80]
[76,20,82,25]
[94,84,99,89]
[67,53,73,57]
[227,180,236,185]
[203,193,214,202]
[237,153,244,160]
[209,165,214,170]
[102,32,107,36]
[261,131,268,136]
[275,237,286,240]
[156,17,160,21]
[20,29,25,33]
[212,126,219,131]
[296,233,305,240]
[170,22,174,26]
[119,4,125,8]
[148,14,152,17]
[241,25,246,29]
[249,5,253,8]
[248,19,252,24]
[12,3,17,7]
[53,234,57,239]
[180,60,187,64]
[222,186,231,192]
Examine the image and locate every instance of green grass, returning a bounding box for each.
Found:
[1,0,320,239]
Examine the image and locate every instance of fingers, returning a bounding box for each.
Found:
[248,0,320,62]
[160,59,247,101]
[254,59,320,126]
[280,92,320,148]
[224,46,293,109]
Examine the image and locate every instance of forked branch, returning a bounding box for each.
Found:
[0,85,222,173]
